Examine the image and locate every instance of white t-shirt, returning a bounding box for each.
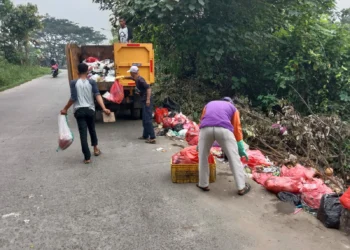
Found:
[119,27,129,43]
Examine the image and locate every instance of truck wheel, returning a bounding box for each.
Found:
[131,108,141,120]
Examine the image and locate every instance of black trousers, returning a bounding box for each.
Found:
[142,101,156,139]
[74,108,98,160]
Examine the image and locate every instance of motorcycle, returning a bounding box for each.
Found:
[51,64,59,78]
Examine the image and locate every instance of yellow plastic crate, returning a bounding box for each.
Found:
[171,161,216,184]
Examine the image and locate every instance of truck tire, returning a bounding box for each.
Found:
[131,108,141,120]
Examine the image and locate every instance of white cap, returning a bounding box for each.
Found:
[127,66,139,73]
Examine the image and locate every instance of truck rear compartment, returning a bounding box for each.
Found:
[66,43,154,120]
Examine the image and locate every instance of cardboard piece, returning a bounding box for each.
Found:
[103,112,116,123]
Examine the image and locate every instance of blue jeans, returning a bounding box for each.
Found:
[142,101,156,139]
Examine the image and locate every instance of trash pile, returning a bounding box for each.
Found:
[154,101,220,167]
[154,107,200,144]
[235,97,350,185]
[242,149,347,229]
[156,97,350,231]
[83,57,115,82]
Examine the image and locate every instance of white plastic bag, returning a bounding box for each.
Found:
[57,115,74,151]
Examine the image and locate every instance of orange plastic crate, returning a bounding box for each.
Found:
[171,161,216,184]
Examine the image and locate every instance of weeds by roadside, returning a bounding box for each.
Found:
[0,60,48,91]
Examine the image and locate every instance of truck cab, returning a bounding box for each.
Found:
[65,43,155,119]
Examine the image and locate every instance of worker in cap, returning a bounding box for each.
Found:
[197,97,250,195]
[123,66,156,144]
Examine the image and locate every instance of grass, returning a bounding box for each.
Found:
[0,61,49,92]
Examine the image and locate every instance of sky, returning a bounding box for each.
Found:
[338,0,350,10]
[11,0,350,44]
[12,0,112,43]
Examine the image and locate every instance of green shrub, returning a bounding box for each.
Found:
[0,57,48,91]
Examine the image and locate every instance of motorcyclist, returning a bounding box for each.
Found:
[50,59,59,77]
[50,59,57,66]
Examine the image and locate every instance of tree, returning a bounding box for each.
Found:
[93,0,350,119]
[0,0,13,22]
[35,16,107,66]
[341,8,350,24]
[0,2,41,64]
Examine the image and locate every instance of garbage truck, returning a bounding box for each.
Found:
[65,43,155,119]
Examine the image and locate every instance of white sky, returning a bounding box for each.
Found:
[12,0,112,43]
[338,0,350,10]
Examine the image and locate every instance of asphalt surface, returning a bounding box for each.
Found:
[0,72,349,250]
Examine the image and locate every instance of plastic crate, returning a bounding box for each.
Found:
[171,161,216,184]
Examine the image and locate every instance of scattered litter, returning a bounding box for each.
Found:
[2,213,20,219]
[24,219,30,224]
[156,147,166,152]
[294,208,303,215]
[29,194,34,199]
[244,166,252,174]
[211,147,224,158]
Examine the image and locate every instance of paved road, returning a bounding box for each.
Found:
[0,72,349,250]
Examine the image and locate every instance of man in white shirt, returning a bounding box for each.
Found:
[118,18,133,43]
[61,63,111,164]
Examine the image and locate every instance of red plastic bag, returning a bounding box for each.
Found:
[155,108,169,124]
[106,80,124,104]
[163,117,173,128]
[301,179,333,209]
[253,172,273,186]
[86,57,99,63]
[172,113,187,128]
[183,121,194,130]
[281,164,316,181]
[265,176,300,193]
[188,135,199,146]
[172,146,215,164]
[241,150,272,169]
[186,125,199,145]
[340,188,350,209]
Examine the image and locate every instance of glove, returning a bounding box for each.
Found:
[237,140,248,161]
[116,75,125,80]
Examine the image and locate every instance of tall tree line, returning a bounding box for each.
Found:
[94,0,350,119]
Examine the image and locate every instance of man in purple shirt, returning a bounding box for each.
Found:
[197,97,251,195]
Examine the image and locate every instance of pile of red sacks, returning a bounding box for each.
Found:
[245,150,333,209]
[172,146,215,165]
[155,107,200,146]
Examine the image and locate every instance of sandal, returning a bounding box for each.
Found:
[145,139,156,144]
[196,184,210,192]
[138,136,148,140]
[238,183,251,196]
[94,149,101,156]
[84,160,91,164]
